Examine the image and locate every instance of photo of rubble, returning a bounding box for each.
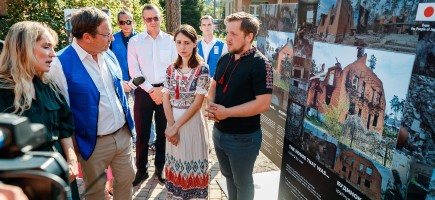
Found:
[390,24,435,200]
[257,4,298,37]
[304,41,414,168]
[294,0,421,59]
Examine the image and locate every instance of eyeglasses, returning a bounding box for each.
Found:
[119,20,132,26]
[96,32,113,38]
[143,16,159,23]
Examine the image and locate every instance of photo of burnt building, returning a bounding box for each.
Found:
[306,48,386,134]
[317,0,354,43]
[334,149,383,200]
[301,132,337,168]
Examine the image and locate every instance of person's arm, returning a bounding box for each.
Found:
[60,137,78,183]
[208,94,271,120]
[127,37,153,92]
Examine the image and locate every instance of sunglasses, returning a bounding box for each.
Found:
[143,16,160,23]
[119,20,132,25]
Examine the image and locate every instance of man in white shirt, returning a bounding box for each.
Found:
[128,4,177,186]
[198,15,228,78]
[50,7,135,200]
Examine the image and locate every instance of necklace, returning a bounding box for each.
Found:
[218,55,241,93]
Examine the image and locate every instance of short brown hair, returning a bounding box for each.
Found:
[224,12,260,43]
[200,15,214,23]
[142,4,161,17]
[71,7,110,39]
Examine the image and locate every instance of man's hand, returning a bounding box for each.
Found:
[205,102,229,121]
[122,81,132,92]
[149,87,163,105]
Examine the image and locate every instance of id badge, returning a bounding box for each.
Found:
[214,46,219,54]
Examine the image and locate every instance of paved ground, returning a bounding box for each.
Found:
[78,105,279,199]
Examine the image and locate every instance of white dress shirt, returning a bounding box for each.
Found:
[200,37,228,63]
[50,40,126,136]
[127,30,178,92]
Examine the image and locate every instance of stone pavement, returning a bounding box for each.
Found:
[78,121,279,200]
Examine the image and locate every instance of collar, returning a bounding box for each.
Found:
[202,37,217,45]
[120,30,137,38]
[72,39,104,62]
[239,46,257,58]
[143,29,163,40]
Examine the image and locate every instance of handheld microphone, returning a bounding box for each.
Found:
[128,76,145,89]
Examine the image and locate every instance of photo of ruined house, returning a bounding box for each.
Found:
[285,100,305,144]
[301,132,338,168]
[294,0,420,60]
[334,149,393,200]
[257,30,295,92]
[304,41,414,168]
[389,151,435,199]
[257,4,298,37]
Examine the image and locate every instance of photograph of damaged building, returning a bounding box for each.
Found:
[305,42,414,167]
[294,0,420,60]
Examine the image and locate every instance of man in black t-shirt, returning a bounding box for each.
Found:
[206,12,273,200]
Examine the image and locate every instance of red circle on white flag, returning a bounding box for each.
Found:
[424,6,434,17]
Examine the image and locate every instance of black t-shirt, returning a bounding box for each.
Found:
[213,47,273,134]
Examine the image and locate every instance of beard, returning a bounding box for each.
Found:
[229,45,245,55]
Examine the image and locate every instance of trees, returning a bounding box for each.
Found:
[181,0,204,33]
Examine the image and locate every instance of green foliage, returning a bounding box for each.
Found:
[181,0,204,33]
[0,0,65,48]
[0,0,149,50]
[322,101,349,140]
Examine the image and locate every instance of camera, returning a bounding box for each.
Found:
[0,113,71,200]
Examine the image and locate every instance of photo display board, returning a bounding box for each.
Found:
[276,0,435,199]
[257,3,298,167]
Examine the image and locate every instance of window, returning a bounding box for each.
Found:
[378,92,383,104]
[372,114,378,127]
[364,179,371,188]
[357,176,361,185]
[366,167,372,175]
[358,108,362,117]
[352,75,359,89]
[328,70,335,85]
[342,166,347,172]
[361,81,366,98]
[348,171,352,179]
[359,163,364,171]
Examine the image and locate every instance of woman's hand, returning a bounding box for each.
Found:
[167,132,180,146]
[67,159,79,183]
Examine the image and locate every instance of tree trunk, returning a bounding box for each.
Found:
[166,0,181,34]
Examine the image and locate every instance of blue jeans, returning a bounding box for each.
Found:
[213,127,262,200]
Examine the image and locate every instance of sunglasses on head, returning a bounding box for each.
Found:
[143,17,159,23]
[119,20,132,25]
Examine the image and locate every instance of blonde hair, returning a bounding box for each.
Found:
[0,21,59,114]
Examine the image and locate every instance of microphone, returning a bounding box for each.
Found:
[128,76,145,89]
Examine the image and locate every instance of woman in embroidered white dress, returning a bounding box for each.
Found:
[162,24,210,199]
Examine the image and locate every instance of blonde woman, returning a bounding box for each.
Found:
[0,21,80,200]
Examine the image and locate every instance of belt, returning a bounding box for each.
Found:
[97,125,124,138]
[151,83,163,87]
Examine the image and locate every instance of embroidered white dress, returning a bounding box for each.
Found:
[162,63,210,200]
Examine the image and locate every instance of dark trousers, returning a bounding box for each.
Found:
[134,88,166,173]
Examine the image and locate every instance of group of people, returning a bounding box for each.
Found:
[0,3,272,200]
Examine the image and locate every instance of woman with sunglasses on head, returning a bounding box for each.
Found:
[162,24,210,199]
[0,21,80,200]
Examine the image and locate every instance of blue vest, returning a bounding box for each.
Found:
[58,46,134,160]
[112,32,130,81]
[198,40,225,77]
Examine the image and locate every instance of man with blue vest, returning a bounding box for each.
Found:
[198,15,228,78]
[110,10,137,100]
[50,7,135,200]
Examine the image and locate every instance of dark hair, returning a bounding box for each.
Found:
[173,24,203,69]
[224,12,260,43]
[142,4,161,17]
[71,7,110,39]
[0,40,3,54]
[117,10,133,21]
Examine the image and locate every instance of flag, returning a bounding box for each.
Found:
[416,3,435,21]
